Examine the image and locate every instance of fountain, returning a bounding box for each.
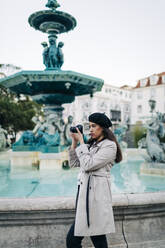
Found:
[0,1,165,248]
[0,0,103,169]
[114,124,128,149]
[140,99,165,176]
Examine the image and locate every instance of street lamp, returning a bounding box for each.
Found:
[148,98,156,113]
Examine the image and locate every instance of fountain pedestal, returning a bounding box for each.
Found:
[140,162,165,176]
[10,152,40,168]
[10,150,69,170]
[39,150,68,170]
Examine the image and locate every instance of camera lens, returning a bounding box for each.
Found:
[76,125,83,134]
[70,126,77,133]
[70,125,83,134]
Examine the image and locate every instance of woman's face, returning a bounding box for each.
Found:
[89,122,104,140]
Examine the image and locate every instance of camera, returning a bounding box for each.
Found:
[70,124,83,134]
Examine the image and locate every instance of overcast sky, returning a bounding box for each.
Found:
[1,0,165,86]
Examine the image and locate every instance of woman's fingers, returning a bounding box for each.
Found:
[76,127,81,134]
[76,128,84,144]
[70,132,79,141]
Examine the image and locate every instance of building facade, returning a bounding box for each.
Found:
[131,72,165,124]
[63,72,165,126]
[63,84,132,127]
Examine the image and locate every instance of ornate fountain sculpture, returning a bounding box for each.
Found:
[0,0,103,162]
[45,0,60,10]
[143,99,165,163]
[114,125,128,149]
[0,125,10,151]
[145,112,165,163]
[140,99,165,176]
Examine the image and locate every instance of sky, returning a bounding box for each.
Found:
[1,0,165,87]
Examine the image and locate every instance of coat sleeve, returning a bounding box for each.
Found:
[68,148,80,168]
[75,141,117,172]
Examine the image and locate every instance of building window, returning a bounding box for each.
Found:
[124,104,130,112]
[98,101,107,112]
[140,78,147,87]
[110,110,121,122]
[82,101,90,110]
[150,75,158,85]
[162,76,165,84]
[150,88,156,98]
[137,105,142,113]
[137,91,143,99]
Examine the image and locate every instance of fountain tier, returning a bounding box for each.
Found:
[0,70,103,105]
[28,10,76,34]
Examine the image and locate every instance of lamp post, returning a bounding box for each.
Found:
[148,98,156,113]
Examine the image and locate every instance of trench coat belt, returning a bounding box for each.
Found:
[86,172,110,227]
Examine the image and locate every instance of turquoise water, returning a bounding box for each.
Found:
[0,156,165,198]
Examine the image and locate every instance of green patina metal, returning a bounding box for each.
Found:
[0,70,103,105]
[28,1,77,71]
[28,10,76,34]
[0,1,104,153]
[45,0,60,11]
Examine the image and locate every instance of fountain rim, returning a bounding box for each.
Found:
[0,69,104,99]
[28,9,77,34]
[0,70,104,84]
[0,191,165,211]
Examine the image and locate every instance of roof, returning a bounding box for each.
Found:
[135,72,165,88]
[120,85,133,90]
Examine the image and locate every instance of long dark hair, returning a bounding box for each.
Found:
[87,127,122,164]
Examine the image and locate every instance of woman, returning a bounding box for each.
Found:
[66,112,122,248]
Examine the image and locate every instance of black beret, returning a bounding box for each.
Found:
[88,112,112,128]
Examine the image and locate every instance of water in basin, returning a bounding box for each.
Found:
[0,152,165,198]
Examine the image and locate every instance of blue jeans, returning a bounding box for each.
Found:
[66,222,108,248]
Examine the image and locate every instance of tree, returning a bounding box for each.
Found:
[132,123,146,148]
[0,85,42,141]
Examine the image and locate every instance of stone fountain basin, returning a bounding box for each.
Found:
[0,192,165,248]
[0,149,165,247]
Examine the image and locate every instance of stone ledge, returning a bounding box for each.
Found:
[0,192,165,248]
[0,192,165,211]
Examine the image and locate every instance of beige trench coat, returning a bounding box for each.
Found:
[69,139,117,236]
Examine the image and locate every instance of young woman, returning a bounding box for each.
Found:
[66,112,122,248]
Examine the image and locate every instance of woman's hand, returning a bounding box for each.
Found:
[70,128,84,149]
[75,127,84,145]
